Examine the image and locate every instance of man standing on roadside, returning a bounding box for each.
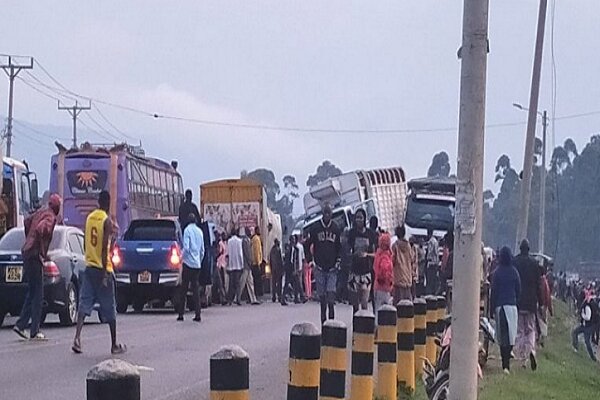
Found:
[269,238,285,305]
[226,228,244,306]
[72,191,126,354]
[13,194,61,341]
[251,226,265,297]
[176,213,205,322]
[307,204,341,325]
[514,239,542,370]
[391,225,415,303]
[178,189,201,231]
[238,227,260,305]
[425,229,439,295]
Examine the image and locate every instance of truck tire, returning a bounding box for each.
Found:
[59,282,78,326]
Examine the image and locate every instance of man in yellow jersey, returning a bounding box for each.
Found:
[72,190,126,354]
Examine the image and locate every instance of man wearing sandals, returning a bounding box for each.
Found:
[72,190,126,355]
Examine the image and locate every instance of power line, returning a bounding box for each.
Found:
[11,55,600,136]
[83,112,123,141]
[94,105,136,140]
[12,119,70,141]
[77,117,116,142]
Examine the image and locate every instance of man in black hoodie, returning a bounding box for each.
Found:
[178,189,201,231]
[306,204,341,324]
[514,239,542,370]
[572,289,599,362]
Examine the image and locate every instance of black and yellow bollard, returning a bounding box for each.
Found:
[87,359,140,400]
[350,310,375,400]
[320,320,347,400]
[396,300,415,393]
[288,322,321,400]
[413,298,427,377]
[210,345,249,400]
[425,295,438,366]
[376,304,397,400]
[436,296,447,335]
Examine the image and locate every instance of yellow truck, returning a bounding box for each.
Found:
[200,178,282,277]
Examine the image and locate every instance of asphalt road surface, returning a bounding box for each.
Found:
[0,301,355,400]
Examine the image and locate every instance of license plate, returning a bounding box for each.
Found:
[138,271,151,284]
[5,266,23,283]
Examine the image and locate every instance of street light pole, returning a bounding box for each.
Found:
[539,110,547,253]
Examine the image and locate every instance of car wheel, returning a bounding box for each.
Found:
[59,282,78,326]
[116,290,129,314]
[132,299,145,313]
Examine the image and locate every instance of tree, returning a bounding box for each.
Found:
[306,161,342,187]
[243,169,299,236]
[427,151,451,177]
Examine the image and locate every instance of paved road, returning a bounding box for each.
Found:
[0,301,354,400]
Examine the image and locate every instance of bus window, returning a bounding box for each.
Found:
[19,173,32,215]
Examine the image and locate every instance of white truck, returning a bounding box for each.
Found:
[302,167,407,235]
[404,176,456,240]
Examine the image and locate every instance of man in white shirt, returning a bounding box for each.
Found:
[226,228,244,306]
[425,229,440,295]
[177,213,205,322]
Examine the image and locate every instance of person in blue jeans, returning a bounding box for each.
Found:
[306,205,341,325]
[13,194,61,341]
[572,289,599,362]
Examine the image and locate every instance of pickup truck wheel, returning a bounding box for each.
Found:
[116,293,129,314]
[59,282,78,326]
[132,299,145,313]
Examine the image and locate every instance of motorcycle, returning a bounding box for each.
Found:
[422,316,496,400]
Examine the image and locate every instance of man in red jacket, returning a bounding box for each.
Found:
[13,194,61,341]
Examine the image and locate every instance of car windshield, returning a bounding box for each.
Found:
[405,196,455,232]
[124,220,177,241]
[0,229,64,252]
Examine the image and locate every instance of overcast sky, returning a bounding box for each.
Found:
[2,1,599,215]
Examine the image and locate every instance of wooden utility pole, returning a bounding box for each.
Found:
[1,55,34,157]
[58,100,91,148]
[449,0,490,399]
[515,0,548,248]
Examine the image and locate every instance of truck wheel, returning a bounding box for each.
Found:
[116,292,129,314]
[59,282,78,326]
[132,299,145,313]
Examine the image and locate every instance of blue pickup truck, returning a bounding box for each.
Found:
[112,219,183,313]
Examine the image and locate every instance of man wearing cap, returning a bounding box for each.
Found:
[13,194,61,341]
[514,239,542,370]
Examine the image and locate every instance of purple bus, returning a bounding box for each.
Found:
[49,142,183,237]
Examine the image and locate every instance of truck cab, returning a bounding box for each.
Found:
[0,158,39,237]
[404,177,455,241]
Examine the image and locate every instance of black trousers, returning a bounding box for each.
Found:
[271,270,283,302]
[251,264,263,297]
[177,265,201,317]
[227,270,243,304]
[500,345,513,370]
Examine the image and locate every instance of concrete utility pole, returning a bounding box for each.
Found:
[449,0,489,399]
[1,55,34,157]
[539,110,547,253]
[58,100,91,148]
[515,0,548,249]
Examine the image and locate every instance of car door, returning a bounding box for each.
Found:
[66,232,86,281]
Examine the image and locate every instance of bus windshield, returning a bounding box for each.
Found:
[405,196,455,232]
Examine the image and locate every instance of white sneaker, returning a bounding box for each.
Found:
[503,368,510,375]
[30,332,48,341]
